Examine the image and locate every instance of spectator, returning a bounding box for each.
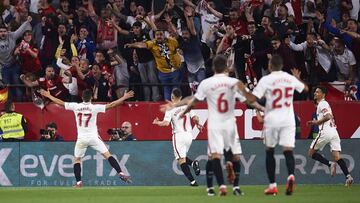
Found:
[39,122,64,141]
[88,1,117,50]
[176,7,206,92]
[74,26,96,64]
[287,33,333,87]
[109,49,129,99]
[20,65,72,102]
[125,29,182,101]
[120,121,136,141]
[84,64,112,102]
[332,38,357,84]
[14,30,41,76]
[0,100,27,141]
[0,16,32,102]
[112,18,160,101]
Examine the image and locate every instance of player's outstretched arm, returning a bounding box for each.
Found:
[237,81,257,103]
[105,90,135,110]
[152,117,170,126]
[159,96,195,113]
[40,89,65,106]
[291,68,309,93]
[179,97,199,118]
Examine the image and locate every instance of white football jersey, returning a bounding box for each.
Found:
[164,105,195,135]
[252,71,305,127]
[65,102,106,138]
[316,99,338,134]
[194,74,240,129]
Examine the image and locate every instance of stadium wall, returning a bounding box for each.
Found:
[1,101,359,141]
[0,140,358,187]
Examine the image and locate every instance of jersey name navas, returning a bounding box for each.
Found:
[65,102,106,138]
[252,71,304,127]
[194,74,241,129]
[164,105,194,135]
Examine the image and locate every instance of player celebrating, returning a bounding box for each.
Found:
[40,89,134,187]
[162,55,245,196]
[307,86,353,186]
[153,88,202,186]
[239,55,308,196]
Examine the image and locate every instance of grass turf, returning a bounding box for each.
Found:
[0,185,358,203]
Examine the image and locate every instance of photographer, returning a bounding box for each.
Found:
[108,121,136,141]
[39,122,64,141]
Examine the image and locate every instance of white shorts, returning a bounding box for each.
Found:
[263,126,296,148]
[172,132,193,159]
[208,122,242,155]
[74,136,109,158]
[310,130,341,151]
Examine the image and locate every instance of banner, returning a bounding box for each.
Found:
[0,140,358,187]
[0,101,359,141]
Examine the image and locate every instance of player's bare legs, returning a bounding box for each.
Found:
[73,157,82,188]
[102,151,132,183]
[331,151,353,186]
[178,157,198,186]
[283,146,295,195]
[308,148,335,176]
[264,147,277,195]
[211,153,227,196]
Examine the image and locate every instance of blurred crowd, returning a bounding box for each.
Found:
[0,0,359,102]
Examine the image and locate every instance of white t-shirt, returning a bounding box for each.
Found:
[252,71,305,127]
[199,9,220,43]
[65,102,106,139]
[164,105,195,135]
[334,48,356,77]
[194,74,240,129]
[316,99,338,134]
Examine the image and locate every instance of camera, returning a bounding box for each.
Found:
[40,129,55,137]
[107,128,126,140]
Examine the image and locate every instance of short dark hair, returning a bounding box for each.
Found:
[171,88,182,98]
[132,21,142,28]
[316,86,328,95]
[212,55,228,73]
[307,32,317,38]
[46,122,58,129]
[82,89,93,102]
[4,100,13,113]
[270,54,283,71]
[271,36,281,42]
[0,24,7,30]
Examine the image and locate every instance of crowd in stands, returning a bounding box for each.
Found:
[0,0,359,102]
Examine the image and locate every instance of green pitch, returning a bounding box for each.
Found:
[0,185,358,203]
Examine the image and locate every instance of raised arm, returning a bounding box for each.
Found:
[124,42,148,49]
[184,8,196,35]
[152,117,170,126]
[105,90,135,110]
[12,16,32,40]
[109,17,130,35]
[179,96,199,118]
[206,2,223,19]
[20,74,39,87]
[40,89,65,106]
